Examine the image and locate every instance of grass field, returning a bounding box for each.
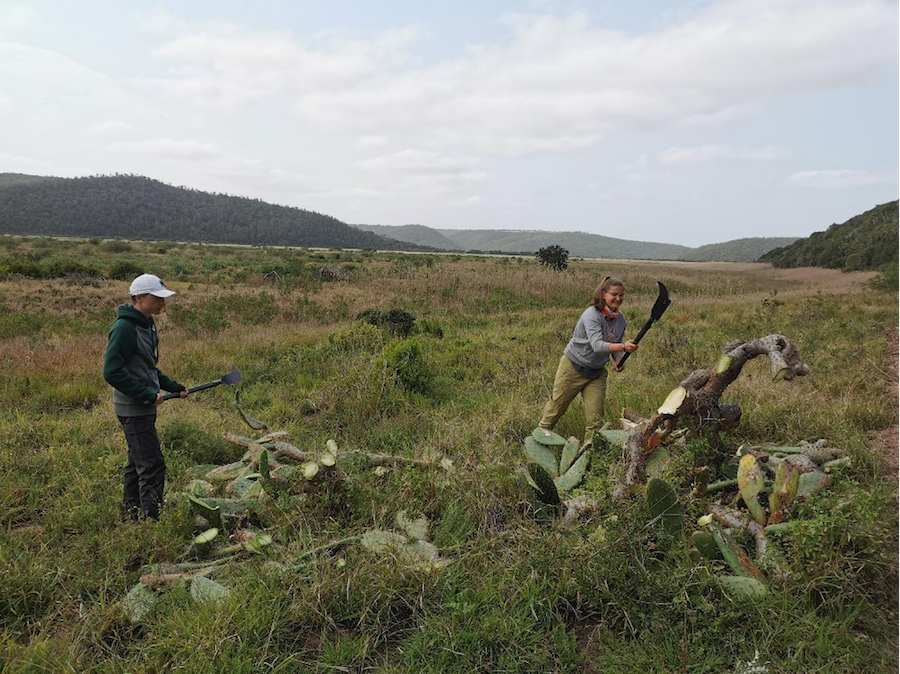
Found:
[0,237,897,672]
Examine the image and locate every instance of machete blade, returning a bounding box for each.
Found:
[650,281,671,321]
[221,366,242,385]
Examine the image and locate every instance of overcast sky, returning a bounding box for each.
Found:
[1,0,897,246]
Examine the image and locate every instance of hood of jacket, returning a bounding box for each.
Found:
[116,304,153,328]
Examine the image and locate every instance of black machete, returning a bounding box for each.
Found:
[163,366,241,400]
[617,281,670,368]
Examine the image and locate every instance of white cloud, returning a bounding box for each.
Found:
[88,119,134,136]
[657,144,788,166]
[0,152,92,176]
[353,149,478,174]
[356,135,388,150]
[0,3,37,30]
[786,169,897,189]
[143,1,896,157]
[108,138,219,161]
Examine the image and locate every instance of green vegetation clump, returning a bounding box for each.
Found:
[759,200,898,272]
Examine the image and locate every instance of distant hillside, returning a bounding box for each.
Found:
[759,201,898,271]
[681,237,799,263]
[0,173,422,251]
[356,224,459,250]
[355,223,793,262]
[436,229,691,260]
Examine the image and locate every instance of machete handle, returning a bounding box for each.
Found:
[616,319,654,368]
[162,379,222,400]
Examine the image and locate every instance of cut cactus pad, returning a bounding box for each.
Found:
[646,478,683,534]
[527,462,562,506]
[531,428,567,447]
[525,437,560,477]
[554,450,590,493]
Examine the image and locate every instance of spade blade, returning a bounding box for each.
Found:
[221,366,241,385]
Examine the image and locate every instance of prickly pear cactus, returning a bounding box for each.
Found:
[737,454,767,525]
[531,428,567,447]
[646,478,683,534]
[525,437,560,477]
[768,461,799,524]
[559,438,581,474]
[720,575,767,600]
[554,451,590,492]
[527,463,562,507]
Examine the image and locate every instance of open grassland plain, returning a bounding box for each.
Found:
[0,237,897,672]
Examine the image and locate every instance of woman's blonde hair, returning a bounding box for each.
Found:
[590,276,625,310]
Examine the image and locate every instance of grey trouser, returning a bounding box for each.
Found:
[118,414,165,521]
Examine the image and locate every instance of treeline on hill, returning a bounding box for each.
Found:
[759,201,899,272]
[680,237,798,263]
[357,224,798,263]
[0,173,428,252]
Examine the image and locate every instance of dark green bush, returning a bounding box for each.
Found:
[356,308,416,337]
[107,259,146,280]
[384,337,433,394]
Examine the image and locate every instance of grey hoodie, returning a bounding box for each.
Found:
[564,306,626,373]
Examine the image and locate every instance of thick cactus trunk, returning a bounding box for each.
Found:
[615,334,809,499]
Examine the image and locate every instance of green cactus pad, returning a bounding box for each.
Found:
[646,478,683,534]
[360,529,406,553]
[554,450,590,493]
[559,438,581,474]
[205,461,247,482]
[187,493,222,529]
[797,471,831,498]
[190,576,231,605]
[720,575,767,600]
[395,510,429,541]
[737,454,767,525]
[259,449,270,481]
[527,462,562,507]
[691,531,721,561]
[710,524,746,576]
[227,478,263,500]
[531,427,567,447]
[598,429,630,447]
[188,479,215,497]
[769,462,800,524]
[122,582,157,624]
[525,437,560,477]
[645,447,671,479]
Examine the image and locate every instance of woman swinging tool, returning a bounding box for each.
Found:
[536,276,635,448]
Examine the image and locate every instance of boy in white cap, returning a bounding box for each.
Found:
[103,273,187,521]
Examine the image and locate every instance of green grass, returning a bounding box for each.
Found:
[0,237,896,672]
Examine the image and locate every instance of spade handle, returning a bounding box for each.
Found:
[162,380,222,400]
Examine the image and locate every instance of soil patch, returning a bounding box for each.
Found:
[874,327,898,480]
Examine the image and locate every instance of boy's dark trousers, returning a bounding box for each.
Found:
[118,414,165,521]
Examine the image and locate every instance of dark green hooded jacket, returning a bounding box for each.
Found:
[103,304,184,417]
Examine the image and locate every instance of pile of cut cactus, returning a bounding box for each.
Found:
[690,440,848,599]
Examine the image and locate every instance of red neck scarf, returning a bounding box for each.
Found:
[601,305,620,320]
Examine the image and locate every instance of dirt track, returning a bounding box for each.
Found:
[875,327,899,481]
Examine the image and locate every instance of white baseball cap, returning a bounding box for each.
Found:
[129,273,177,298]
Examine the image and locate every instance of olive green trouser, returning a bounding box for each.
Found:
[539,354,607,445]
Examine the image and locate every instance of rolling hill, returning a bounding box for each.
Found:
[680,237,799,263]
[356,223,797,262]
[758,201,898,271]
[0,173,422,251]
